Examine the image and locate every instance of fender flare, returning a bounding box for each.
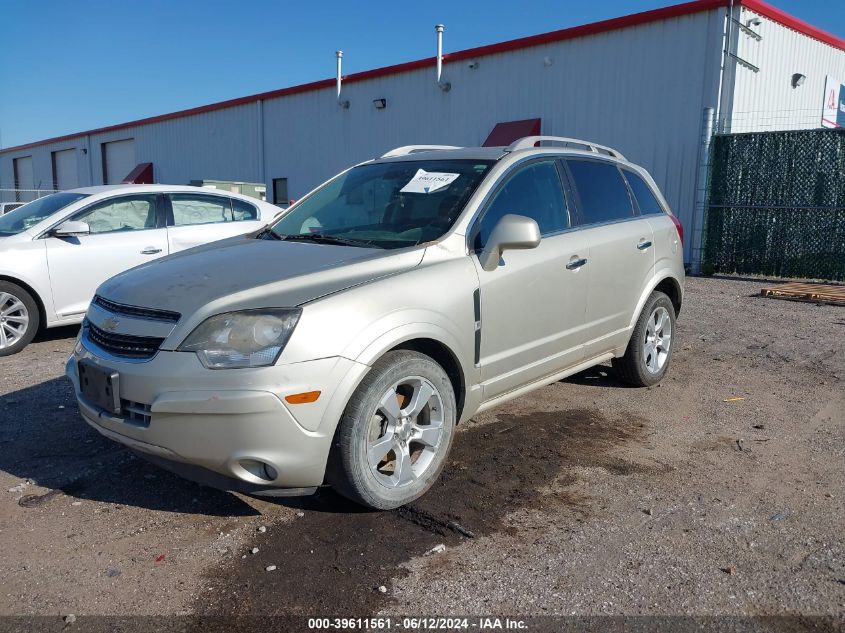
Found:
[628,270,683,331]
[355,320,472,377]
[348,318,476,416]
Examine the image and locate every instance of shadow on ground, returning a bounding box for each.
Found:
[197,407,649,620]
[31,324,81,344]
[0,376,258,517]
[563,363,638,389]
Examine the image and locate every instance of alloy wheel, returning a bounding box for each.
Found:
[0,292,30,350]
[643,305,672,374]
[366,376,445,488]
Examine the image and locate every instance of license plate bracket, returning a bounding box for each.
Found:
[78,360,121,414]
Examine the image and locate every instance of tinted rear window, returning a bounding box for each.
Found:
[567,160,634,225]
[624,170,665,215]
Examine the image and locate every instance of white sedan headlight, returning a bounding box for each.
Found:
[179,309,301,369]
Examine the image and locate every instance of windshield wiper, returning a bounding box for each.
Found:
[280,233,382,248]
[255,226,283,240]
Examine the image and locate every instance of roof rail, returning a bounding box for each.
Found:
[506,136,625,160]
[381,145,462,158]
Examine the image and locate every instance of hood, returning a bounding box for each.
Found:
[98,235,424,316]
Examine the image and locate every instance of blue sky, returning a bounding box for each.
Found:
[1,0,843,148]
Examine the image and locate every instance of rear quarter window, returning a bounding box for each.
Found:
[567,160,634,225]
[232,198,259,221]
[624,170,665,215]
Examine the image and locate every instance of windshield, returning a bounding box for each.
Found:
[269,160,494,249]
[0,192,90,236]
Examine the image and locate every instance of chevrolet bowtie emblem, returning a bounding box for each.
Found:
[101,316,120,332]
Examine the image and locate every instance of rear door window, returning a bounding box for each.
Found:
[475,160,568,249]
[169,194,233,226]
[567,160,634,225]
[623,170,665,215]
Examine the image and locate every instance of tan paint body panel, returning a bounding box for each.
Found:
[67,146,685,492]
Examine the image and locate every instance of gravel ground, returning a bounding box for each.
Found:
[0,277,842,621]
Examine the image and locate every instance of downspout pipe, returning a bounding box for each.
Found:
[690,107,715,275]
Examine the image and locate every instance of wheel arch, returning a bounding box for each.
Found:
[354,323,473,424]
[0,274,47,332]
[654,276,683,316]
[629,272,683,330]
[388,337,467,422]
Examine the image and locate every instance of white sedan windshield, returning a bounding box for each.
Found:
[0,192,89,236]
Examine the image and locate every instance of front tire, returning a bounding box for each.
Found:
[612,291,675,387]
[0,281,39,357]
[327,350,456,510]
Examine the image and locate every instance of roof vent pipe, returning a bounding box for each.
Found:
[336,50,350,109]
[435,25,451,92]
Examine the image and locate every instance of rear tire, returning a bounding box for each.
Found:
[612,291,675,387]
[0,281,40,357]
[327,350,456,510]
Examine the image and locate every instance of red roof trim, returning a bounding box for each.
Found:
[742,0,845,51]
[2,0,842,154]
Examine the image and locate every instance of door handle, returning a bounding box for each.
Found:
[566,257,588,270]
[140,247,162,255]
[637,240,653,250]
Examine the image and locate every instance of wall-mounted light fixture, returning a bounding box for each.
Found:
[791,73,806,88]
[468,60,479,70]
[543,56,554,67]
[373,98,387,109]
[746,17,762,27]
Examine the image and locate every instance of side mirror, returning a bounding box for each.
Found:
[478,214,541,271]
[53,220,90,237]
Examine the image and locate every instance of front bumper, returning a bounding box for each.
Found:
[66,341,370,491]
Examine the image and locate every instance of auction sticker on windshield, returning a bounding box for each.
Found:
[400,169,460,194]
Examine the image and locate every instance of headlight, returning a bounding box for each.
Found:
[178,308,301,369]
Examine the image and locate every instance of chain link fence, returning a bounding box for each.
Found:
[702,128,845,281]
[0,188,58,204]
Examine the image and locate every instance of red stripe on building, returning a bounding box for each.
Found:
[1,0,842,154]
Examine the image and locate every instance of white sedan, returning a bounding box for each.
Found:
[0,184,281,355]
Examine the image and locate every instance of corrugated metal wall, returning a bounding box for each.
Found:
[728,7,845,133]
[0,7,737,264]
[267,9,727,262]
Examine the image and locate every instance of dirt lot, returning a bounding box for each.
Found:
[0,277,843,623]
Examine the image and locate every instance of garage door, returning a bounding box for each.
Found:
[102,139,135,184]
[13,156,35,201]
[52,149,79,190]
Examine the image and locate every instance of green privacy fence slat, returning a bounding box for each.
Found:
[703,128,845,281]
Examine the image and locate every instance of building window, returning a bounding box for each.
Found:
[273,178,289,207]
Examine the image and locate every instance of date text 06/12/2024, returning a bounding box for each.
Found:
[307,617,528,630]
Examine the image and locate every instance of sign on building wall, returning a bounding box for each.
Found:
[822,76,845,128]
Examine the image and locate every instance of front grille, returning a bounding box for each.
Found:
[93,296,181,324]
[120,399,152,427]
[86,322,165,359]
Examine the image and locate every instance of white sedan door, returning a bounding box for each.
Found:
[165,193,264,253]
[45,194,168,319]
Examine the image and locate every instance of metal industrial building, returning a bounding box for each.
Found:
[2,0,844,269]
